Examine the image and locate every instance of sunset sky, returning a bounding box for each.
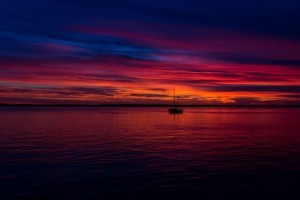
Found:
[1,0,300,105]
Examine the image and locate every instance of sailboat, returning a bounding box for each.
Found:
[168,89,183,114]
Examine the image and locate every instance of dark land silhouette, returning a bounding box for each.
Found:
[1,103,300,107]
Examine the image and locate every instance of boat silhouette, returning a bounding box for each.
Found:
[168,88,183,114]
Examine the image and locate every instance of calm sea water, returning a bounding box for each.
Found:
[1,106,300,199]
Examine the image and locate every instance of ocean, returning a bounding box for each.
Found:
[1,106,300,199]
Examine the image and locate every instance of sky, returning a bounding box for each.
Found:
[1,0,300,105]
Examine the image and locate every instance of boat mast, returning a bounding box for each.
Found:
[173,88,175,108]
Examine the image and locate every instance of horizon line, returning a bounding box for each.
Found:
[1,103,300,107]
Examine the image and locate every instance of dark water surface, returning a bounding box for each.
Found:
[1,107,300,199]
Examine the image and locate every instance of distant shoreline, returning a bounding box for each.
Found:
[1,104,300,107]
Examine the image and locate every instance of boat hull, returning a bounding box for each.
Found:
[168,108,183,114]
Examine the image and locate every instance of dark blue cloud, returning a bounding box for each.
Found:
[210,54,300,67]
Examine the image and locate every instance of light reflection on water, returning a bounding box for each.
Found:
[1,107,300,199]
